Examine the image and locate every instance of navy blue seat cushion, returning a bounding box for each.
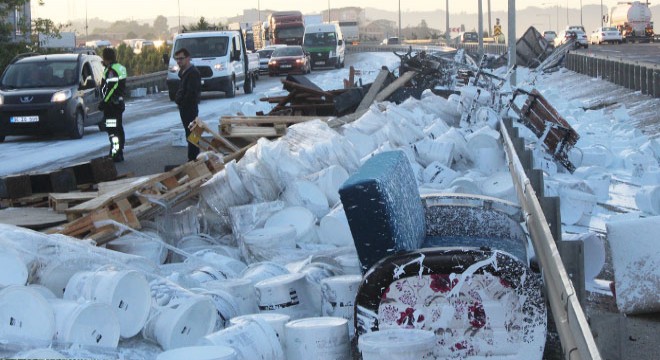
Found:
[339,150,426,273]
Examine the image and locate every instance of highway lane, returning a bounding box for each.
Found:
[573,42,660,66]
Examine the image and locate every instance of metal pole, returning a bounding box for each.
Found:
[178,0,181,31]
[446,0,450,43]
[398,0,401,40]
[478,0,484,59]
[508,0,516,86]
[487,0,492,37]
[328,0,330,22]
[556,4,559,30]
[566,0,569,27]
[600,0,603,25]
[85,0,88,41]
[258,0,260,23]
[580,0,583,26]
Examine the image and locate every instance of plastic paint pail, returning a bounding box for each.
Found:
[635,186,660,215]
[242,226,297,263]
[284,317,350,360]
[50,299,120,348]
[230,312,290,349]
[254,273,315,320]
[321,275,362,337]
[281,180,330,219]
[191,288,240,331]
[318,206,354,247]
[199,317,284,360]
[204,279,258,316]
[0,248,28,287]
[358,329,436,360]
[264,206,318,244]
[240,262,290,285]
[0,286,55,344]
[156,345,238,360]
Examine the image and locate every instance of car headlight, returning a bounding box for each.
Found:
[0,94,3,106]
[214,62,226,71]
[296,58,304,64]
[169,65,180,73]
[269,60,277,65]
[51,89,72,103]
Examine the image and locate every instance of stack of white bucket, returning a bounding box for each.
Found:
[2,87,631,359]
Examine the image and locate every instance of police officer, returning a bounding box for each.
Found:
[99,47,127,162]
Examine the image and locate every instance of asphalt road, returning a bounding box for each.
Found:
[574,42,660,66]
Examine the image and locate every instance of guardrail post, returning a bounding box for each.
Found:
[590,57,596,77]
[626,63,634,89]
[557,240,586,309]
[527,168,545,198]
[540,196,561,242]
[520,149,533,170]
[653,69,660,98]
[616,61,624,86]
[604,59,612,82]
[640,66,648,95]
[633,64,641,92]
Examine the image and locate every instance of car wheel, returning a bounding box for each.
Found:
[244,74,254,94]
[69,110,85,139]
[0,135,5,143]
[226,77,236,98]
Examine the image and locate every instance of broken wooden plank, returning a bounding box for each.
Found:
[355,68,391,113]
[0,207,68,230]
[188,117,241,153]
[220,115,332,125]
[281,79,334,98]
[373,70,417,102]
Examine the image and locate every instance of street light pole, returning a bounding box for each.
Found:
[398,0,401,40]
[445,0,450,43]
[178,0,181,31]
[580,0,583,26]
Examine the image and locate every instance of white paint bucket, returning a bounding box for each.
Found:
[284,317,350,360]
[0,285,55,345]
[254,273,315,320]
[170,128,187,147]
[563,233,606,282]
[411,138,454,168]
[559,188,597,226]
[423,120,450,140]
[635,185,660,215]
[281,180,330,219]
[621,148,656,178]
[575,144,614,168]
[12,348,66,359]
[305,165,350,208]
[242,226,297,263]
[342,126,377,158]
[0,248,28,287]
[336,254,362,275]
[189,266,232,284]
[63,269,151,338]
[321,275,362,337]
[107,231,168,265]
[299,262,341,316]
[318,205,354,247]
[143,282,216,350]
[358,329,437,360]
[422,161,459,187]
[479,171,518,204]
[177,234,219,250]
[50,299,120,348]
[466,127,504,174]
[33,258,92,297]
[185,250,247,278]
[200,317,284,360]
[436,126,469,165]
[157,345,238,360]
[573,166,611,201]
[240,261,290,285]
[641,166,660,186]
[448,176,482,196]
[264,206,318,244]
[191,288,241,331]
[204,279,258,316]
[230,313,290,350]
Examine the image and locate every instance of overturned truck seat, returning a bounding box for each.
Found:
[339,150,546,358]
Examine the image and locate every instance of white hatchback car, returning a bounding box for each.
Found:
[555,30,589,48]
[589,27,623,45]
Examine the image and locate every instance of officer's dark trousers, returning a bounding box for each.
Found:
[103,106,125,155]
[179,105,200,161]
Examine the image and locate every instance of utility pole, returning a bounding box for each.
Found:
[487,0,492,37]
[178,0,181,31]
[478,0,484,59]
[508,0,516,86]
[398,0,401,40]
[580,0,583,26]
[445,0,450,43]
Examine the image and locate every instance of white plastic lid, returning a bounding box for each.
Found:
[157,345,238,360]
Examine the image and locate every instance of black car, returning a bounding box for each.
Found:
[0,53,105,142]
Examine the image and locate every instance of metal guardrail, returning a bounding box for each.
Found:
[500,117,602,360]
[565,53,660,98]
[346,43,508,56]
[125,70,168,97]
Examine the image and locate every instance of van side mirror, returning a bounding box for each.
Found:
[162,53,169,64]
[338,39,343,46]
[82,75,96,89]
[231,50,241,62]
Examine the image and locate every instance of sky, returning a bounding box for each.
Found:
[31,0,614,24]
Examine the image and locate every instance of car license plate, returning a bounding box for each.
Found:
[281,64,292,68]
[315,61,325,65]
[10,116,39,123]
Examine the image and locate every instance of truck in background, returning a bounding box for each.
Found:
[302,23,345,69]
[335,21,359,44]
[607,1,654,42]
[165,30,259,100]
[268,11,305,46]
[38,32,76,49]
[252,22,270,50]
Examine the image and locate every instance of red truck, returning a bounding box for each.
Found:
[267,11,305,46]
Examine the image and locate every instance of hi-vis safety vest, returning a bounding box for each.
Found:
[102,63,127,103]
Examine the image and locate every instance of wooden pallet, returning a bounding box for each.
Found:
[187,117,241,153]
[48,192,99,212]
[219,115,333,138]
[0,193,49,209]
[49,143,254,243]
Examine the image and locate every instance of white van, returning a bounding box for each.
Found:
[165,30,259,100]
[302,23,345,69]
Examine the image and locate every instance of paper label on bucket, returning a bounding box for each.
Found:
[258,288,299,311]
